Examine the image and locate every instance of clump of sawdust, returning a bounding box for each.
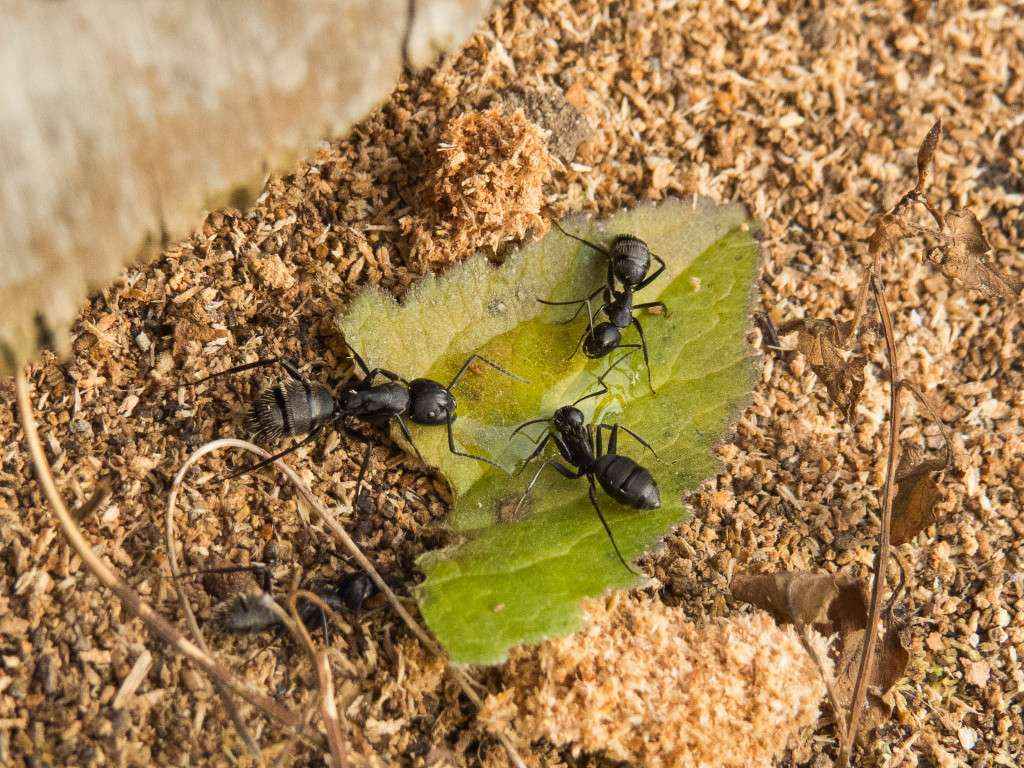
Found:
[482,595,827,767]
[410,107,554,262]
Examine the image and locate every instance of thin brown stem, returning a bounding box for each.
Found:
[839,276,903,765]
[282,580,351,768]
[13,367,300,728]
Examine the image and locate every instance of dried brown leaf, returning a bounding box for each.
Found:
[778,319,865,419]
[868,212,908,258]
[822,354,867,422]
[731,571,866,632]
[834,627,909,705]
[735,570,910,744]
[891,444,950,546]
[930,209,1020,300]
[833,626,909,744]
[915,120,941,194]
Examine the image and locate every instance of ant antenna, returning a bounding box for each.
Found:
[571,351,637,407]
[552,221,611,256]
[447,354,527,392]
[510,417,553,441]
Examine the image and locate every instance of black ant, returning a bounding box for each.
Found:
[183,564,380,642]
[509,356,661,574]
[192,344,523,492]
[542,223,669,392]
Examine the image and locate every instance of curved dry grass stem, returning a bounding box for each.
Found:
[839,276,903,766]
[12,367,300,728]
[165,442,262,760]
[177,437,528,768]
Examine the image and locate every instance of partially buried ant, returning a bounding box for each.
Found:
[192,344,523,494]
[542,222,669,392]
[510,354,661,574]
[182,563,380,643]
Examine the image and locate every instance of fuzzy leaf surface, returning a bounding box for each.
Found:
[340,198,759,664]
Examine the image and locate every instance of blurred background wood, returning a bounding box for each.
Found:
[0,0,491,372]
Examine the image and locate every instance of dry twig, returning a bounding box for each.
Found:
[165,441,262,759]
[838,276,903,766]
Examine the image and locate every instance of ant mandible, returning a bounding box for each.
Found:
[509,355,661,574]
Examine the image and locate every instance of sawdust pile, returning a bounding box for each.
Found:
[411,107,554,260]
[482,596,827,767]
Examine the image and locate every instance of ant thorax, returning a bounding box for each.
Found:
[606,295,634,328]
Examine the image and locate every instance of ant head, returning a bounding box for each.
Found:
[610,235,652,286]
[553,405,586,432]
[409,379,456,425]
[583,323,621,358]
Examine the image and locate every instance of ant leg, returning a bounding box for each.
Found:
[192,356,303,386]
[634,253,667,291]
[587,479,641,576]
[571,350,637,407]
[538,282,605,306]
[360,368,409,388]
[445,419,507,474]
[342,341,409,387]
[634,300,670,318]
[515,432,552,476]
[512,457,582,516]
[352,441,374,506]
[226,425,324,479]
[597,423,660,460]
[630,316,655,394]
[393,415,425,464]
[342,341,372,376]
[391,417,423,466]
[540,296,608,326]
[552,220,611,256]
[447,354,527,391]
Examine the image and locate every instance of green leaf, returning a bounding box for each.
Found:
[339,198,759,664]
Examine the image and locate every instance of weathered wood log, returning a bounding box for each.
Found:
[0,0,491,372]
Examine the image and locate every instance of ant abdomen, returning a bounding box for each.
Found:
[246,380,335,440]
[594,454,661,509]
[583,323,622,357]
[610,235,652,286]
[214,592,280,633]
